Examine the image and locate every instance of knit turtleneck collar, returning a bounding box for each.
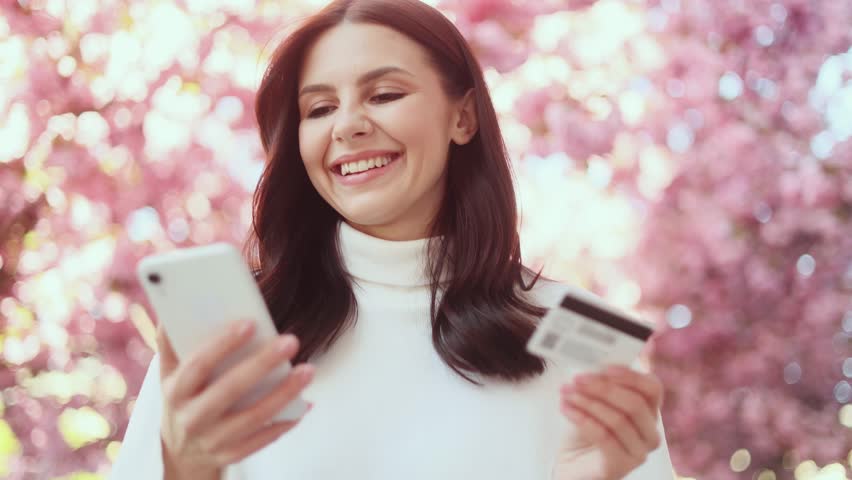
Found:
[337,220,442,287]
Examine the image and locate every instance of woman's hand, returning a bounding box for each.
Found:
[553,365,664,480]
[157,320,314,479]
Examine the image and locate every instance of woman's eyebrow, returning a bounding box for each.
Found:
[298,66,414,97]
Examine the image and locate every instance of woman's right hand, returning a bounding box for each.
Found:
[156,319,314,478]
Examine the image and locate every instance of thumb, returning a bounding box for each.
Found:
[156,323,179,378]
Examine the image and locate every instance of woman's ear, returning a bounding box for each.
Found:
[450,89,479,146]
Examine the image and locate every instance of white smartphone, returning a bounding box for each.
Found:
[527,290,655,372]
[136,242,309,422]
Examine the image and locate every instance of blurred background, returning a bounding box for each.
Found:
[1,0,851,478]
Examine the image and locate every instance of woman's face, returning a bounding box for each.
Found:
[297,22,476,241]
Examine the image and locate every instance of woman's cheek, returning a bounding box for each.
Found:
[299,127,328,172]
[398,103,445,147]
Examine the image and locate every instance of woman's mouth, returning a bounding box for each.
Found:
[333,152,403,186]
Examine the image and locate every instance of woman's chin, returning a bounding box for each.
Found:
[339,208,399,230]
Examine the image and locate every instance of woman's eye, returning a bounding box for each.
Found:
[307,106,335,118]
[370,92,405,103]
[305,93,405,118]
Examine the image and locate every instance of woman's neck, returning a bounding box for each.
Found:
[337,220,444,287]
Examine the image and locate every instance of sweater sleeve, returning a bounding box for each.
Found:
[108,355,166,480]
[107,355,244,480]
[623,359,676,479]
[624,413,676,480]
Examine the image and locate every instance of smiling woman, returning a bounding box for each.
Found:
[251,0,542,380]
[109,1,675,479]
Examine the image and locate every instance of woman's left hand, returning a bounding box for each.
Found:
[552,365,664,480]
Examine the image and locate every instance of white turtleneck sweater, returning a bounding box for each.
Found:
[109,222,675,479]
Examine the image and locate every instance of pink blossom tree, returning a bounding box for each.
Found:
[627,1,852,478]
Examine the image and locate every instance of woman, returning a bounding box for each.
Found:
[110,0,675,479]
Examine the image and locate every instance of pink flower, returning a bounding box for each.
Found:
[545,102,622,159]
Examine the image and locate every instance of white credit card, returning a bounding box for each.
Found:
[526,292,654,371]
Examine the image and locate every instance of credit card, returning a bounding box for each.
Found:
[526,291,654,370]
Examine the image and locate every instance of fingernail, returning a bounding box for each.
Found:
[276,335,296,353]
[574,375,590,385]
[561,384,574,394]
[235,320,254,335]
[298,364,315,381]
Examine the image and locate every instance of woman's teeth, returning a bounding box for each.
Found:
[340,155,395,176]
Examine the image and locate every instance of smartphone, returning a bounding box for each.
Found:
[527,290,654,371]
[136,242,309,422]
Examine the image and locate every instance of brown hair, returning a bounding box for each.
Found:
[246,0,546,384]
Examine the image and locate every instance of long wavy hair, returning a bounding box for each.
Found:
[245,0,547,384]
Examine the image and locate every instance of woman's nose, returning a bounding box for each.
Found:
[332,106,373,142]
